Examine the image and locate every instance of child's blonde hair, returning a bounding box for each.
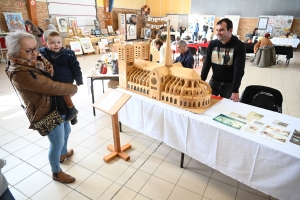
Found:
[43,30,61,42]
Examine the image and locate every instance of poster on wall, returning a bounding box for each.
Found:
[56,17,67,32]
[225,15,240,36]
[3,12,25,32]
[257,15,276,36]
[272,15,293,37]
[188,14,215,40]
[258,17,268,30]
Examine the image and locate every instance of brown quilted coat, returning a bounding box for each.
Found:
[6,63,77,129]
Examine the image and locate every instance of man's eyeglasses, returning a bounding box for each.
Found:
[21,47,38,55]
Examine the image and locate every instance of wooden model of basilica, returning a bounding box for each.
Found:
[117,22,212,109]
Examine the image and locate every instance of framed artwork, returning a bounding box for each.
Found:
[268,17,275,24]
[266,26,273,33]
[94,29,101,35]
[101,29,108,34]
[114,38,121,44]
[56,17,67,32]
[129,25,135,35]
[79,38,94,53]
[258,17,268,30]
[68,17,77,27]
[121,27,125,35]
[3,12,25,32]
[67,27,75,37]
[76,28,82,36]
[120,14,125,25]
[107,25,113,33]
[126,14,137,25]
[144,28,151,39]
[94,20,100,30]
[69,42,82,55]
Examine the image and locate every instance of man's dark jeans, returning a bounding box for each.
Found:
[209,79,232,99]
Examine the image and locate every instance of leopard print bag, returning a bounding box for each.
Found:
[33,109,64,136]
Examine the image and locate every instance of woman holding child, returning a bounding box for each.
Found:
[5,31,77,184]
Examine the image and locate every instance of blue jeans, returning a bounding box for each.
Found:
[209,79,232,99]
[193,32,198,41]
[202,31,207,39]
[0,188,15,200]
[47,115,71,173]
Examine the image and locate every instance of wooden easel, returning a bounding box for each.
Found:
[92,88,132,162]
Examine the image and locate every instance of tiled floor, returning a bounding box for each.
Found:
[1,50,299,200]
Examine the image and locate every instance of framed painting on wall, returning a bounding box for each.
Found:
[79,38,94,53]
[69,42,82,55]
[3,12,25,32]
[258,17,268,30]
[56,17,67,32]
[68,17,77,27]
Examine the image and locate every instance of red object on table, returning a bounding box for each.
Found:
[211,94,223,100]
[187,42,209,49]
[0,37,6,48]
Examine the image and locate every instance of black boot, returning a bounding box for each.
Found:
[71,115,78,125]
[65,106,78,121]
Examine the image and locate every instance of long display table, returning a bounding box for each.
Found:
[118,88,300,200]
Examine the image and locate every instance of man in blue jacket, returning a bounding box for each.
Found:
[174,40,194,69]
[192,22,199,42]
[201,18,245,102]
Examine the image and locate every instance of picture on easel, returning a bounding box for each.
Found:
[108,26,113,33]
[67,27,75,37]
[68,17,77,28]
[79,38,94,53]
[144,28,151,39]
[56,17,67,32]
[70,41,82,55]
[76,28,82,36]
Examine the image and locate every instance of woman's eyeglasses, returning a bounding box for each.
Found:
[22,47,38,55]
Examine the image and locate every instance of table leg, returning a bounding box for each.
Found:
[91,78,96,116]
[119,121,122,132]
[102,79,105,93]
[180,152,184,168]
[286,59,290,66]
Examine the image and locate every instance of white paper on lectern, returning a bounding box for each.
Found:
[98,90,123,111]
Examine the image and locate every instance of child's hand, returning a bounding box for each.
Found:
[48,68,54,76]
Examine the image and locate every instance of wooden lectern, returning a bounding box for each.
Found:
[92,89,132,162]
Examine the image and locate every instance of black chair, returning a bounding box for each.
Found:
[240,85,283,113]
[198,46,207,61]
[188,47,199,67]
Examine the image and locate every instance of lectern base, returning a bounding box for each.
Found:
[103,143,132,162]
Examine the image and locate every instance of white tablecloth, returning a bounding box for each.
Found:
[118,89,300,200]
[271,37,300,48]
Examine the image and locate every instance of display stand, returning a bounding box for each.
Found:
[92,88,132,162]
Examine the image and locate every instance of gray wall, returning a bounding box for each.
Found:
[190,0,300,18]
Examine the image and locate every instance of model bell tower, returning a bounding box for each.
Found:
[134,42,150,61]
[118,44,134,89]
